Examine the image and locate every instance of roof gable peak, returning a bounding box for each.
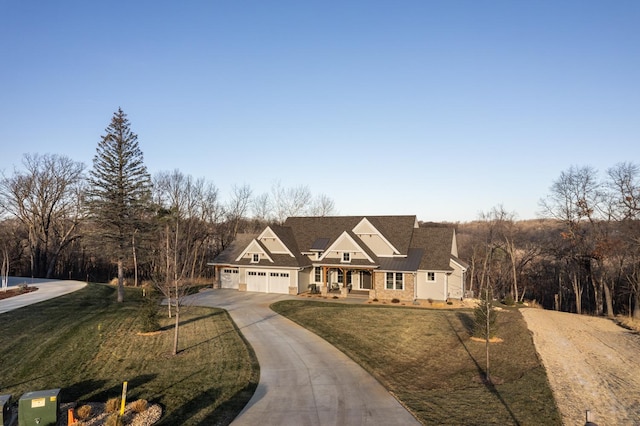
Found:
[353,217,401,256]
[257,226,295,257]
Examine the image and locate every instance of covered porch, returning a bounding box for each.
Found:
[310,265,375,298]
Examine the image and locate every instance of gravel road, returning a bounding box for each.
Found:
[521,309,640,426]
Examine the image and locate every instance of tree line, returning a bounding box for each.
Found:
[0,108,335,302]
[456,163,640,319]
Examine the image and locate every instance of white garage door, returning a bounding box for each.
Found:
[247,271,268,293]
[268,272,290,294]
[246,270,290,294]
[220,268,239,289]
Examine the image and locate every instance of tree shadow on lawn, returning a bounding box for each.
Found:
[2,374,53,390]
[449,312,521,426]
[158,310,224,332]
[75,374,158,404]
[158,380,259,426]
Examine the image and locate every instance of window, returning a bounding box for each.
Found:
[386,272,404,290]
[427,272,435,281]
[337,269,344,284]
[252,254,259,263]
[248,271,257,276]
[386,272,394,289]
[342,252,351,263]
[315,267,322,282]
[270,272,279,277]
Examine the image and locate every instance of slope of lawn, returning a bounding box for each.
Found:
[0,284,258,426]
[271,301,561,426]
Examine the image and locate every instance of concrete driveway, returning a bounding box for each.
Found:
[0,277,87,314]
[184,289,420,426]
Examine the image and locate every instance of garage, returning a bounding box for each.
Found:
[247,271,268,292]
[246,270,291,294]
[220,268,239,289]
[268,272,290,294]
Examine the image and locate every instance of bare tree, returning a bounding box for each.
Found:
[607,162,640,319]
[539,165,619,316]
[223,184,253,244]
[152,170,221,354]
[271,181,312,224]
[251,192,272,222]
[0,153,85,278]
[308,193,336,216]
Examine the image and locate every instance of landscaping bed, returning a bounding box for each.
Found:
[0,285,38,300]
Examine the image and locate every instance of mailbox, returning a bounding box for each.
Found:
[0,394,11,426]
[18,389,60,426]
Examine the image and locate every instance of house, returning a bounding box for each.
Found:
[209,215,468,302]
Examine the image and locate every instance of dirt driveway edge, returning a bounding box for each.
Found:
[521,308,640,425]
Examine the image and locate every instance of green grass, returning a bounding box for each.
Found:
[0,284,258,426]
[271,301,561,426]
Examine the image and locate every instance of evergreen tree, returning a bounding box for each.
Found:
[87,108,151,302]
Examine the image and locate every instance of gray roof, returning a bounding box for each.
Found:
[284,215,417,255]
[209,233,258,265]
[378,248,425,272]
[211,216,459,273]
[410,227,455,271]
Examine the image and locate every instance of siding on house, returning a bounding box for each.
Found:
[209,215,468,299]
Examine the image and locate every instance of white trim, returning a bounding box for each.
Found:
[319,231,375,263]
[235,239,274,263]
[257,226,295,257]
[385,271,404,290]
[450,257,468,272]
[353,217,401,256]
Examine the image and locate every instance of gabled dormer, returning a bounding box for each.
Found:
[352,217,401,257]
[235,239,274,263]
[319,231,375,263]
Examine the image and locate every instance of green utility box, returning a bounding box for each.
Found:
[18,389,60,426]
[0,394,11,426]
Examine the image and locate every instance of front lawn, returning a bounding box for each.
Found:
[271,301,561,426]
[0,284,258,425]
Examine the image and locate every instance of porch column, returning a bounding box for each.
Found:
[321,266,329,296]
[340,267,349,298]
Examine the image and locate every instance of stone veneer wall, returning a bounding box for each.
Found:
[370,272,415,302]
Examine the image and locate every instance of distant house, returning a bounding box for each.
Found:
[209,215,468,302]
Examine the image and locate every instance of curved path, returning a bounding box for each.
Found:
[522,308,640,425]
[185,289,420,426]
[0,277,87,314]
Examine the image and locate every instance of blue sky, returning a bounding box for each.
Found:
[1,1,638,222]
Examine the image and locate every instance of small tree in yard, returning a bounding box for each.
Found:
[139,290,161,333]
[474,285,498,383]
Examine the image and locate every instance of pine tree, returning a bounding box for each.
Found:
[87,108,152,302]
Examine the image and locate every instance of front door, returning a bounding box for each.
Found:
[359,271,372,290]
